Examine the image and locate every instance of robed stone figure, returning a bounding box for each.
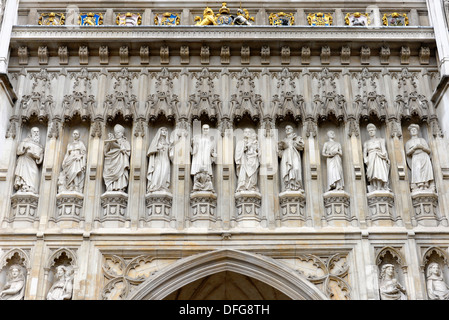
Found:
[103,124,131,192]
[14,127,44,194]
[58,129,87,193]
[322,130,344,191]
[147,127,172,193]
[191,124,216,192]
[235,128,259,192]
[278,125,304,192]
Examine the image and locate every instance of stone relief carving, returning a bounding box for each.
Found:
[405,124,435,193]
[278,125,304,192]
[235,128,259,192]
[58,130,87,193]
[322,130,344,191]
[426,262,449,300]
[0,264,26,300]
[14,127,44,194]
[46,265,73,300]
[363,124,391,193]
[379,264,407,300]
[103,124,131,192]
[147,127,172,193]
[191,124,217,192]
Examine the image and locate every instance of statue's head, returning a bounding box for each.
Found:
[408,124,419,135]
[30,127,40,143]
[114,124,125,138]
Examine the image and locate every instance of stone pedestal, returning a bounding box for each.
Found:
[142,191,173,228]
[366,190,400,227]
[99,191,129,228]
[322,190,354,227]
[234,191,263,228]
[411,191,447,227]
[278,190,308,227]
[51,191,84,228]
[189,191,217,228]
[9,192,39,228]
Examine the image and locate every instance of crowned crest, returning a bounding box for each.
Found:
[116,12,142,26]
[39,12,65,25]
[269,12,294,26]
[382,12,409,26]
[155,12,180,25]
[79,12,103,26]
[307,12,332,26]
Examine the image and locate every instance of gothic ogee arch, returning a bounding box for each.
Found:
[127,249,328,300]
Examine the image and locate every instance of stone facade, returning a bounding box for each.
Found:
[0,0,449,300]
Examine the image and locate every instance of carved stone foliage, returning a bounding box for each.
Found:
[146,68,179,121]
[188,68,221,121]
[280,253,351,300]
[104,68,138,121]
[230,68,262,122]
[312,68,346,121]
[101,254,175,299]
[271,68,304,121]
[20,69,55,121]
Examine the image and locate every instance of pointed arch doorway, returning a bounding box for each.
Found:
[128,249,328,300]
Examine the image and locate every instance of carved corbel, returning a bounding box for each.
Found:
[221,46,230,64]
[419,47,430,65]
[38,46,49,65]
[340,46,351,65]
[281,46,290,64]
[18,46,29,65]
[360,46,370,65]
[301,46,311,65]
[79,46,89,65]
[201,46,210,64]
[241,45,250,64]
[320,46,330,65]
[180,45,189,64]
[140,46,150,64]
[119,46,129,65]
[160,45,169,64]
[380,45,390,65]
[261,45,270,64]
[400,46,410,65]
[58,46,68,65]
[99,46,109,65]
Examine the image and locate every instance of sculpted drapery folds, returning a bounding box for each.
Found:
[14,127,44,194]
[363,123,390,192]
[147,127,172,193]
[379,264,407,300]
[46,265,73,300]
[58,130,87,193]
[191,124,217,192]
[322,130,344,191]
[103,124,131,192]
[426,263,449,300]
[235,128,259,192]
[0,265,25,300]
[278,125,304,192]
[405,124,435,193]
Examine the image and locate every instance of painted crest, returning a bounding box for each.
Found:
[79,12,103,26]
[154,12,180,25]
[38,12,65,25]
[345,12,371,26]
[116,12,142,26]
[307,12,333,26]
[383,13,409,26]
[269,12,295,26]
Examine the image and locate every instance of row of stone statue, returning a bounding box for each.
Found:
[13,122,435,196]
[1,261,448,300]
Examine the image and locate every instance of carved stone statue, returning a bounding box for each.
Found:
[233,8,252,25]
[103,124,131,192]
[0,265,25,300]
[363,123,390,192]
[147,127,172,193]
[47,265,73,300]
[14,127,44,194]
[235,128,259,192]
[278,125,304,192]
[426,262,449,300]
[191,124,216,192]
[58,129,87,193]
[322,130,344,191]
[379,264,407,300]
[405,124,435,193]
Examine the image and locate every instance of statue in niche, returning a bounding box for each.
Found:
[405,124,435,193]
[191,124,217,192]
[363,123,390,192]
[14,127,44,194]
[379,264,407,300]
[147,127,172,193]
[0,264,25,300]
[322,130,344,191]
[47,265,73,300]
[278,125,304,192]
[103,124,131,192]
[235,128,259,192]
[426,262,449,300]
[58,129,87,193]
